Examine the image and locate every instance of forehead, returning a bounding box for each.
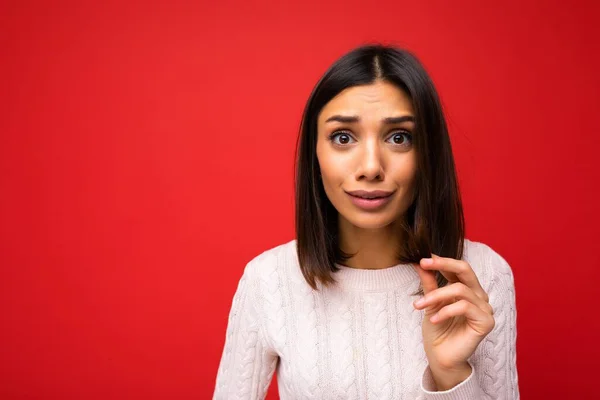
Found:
[318,81,414,122]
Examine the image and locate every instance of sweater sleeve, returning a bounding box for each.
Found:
[419,244,520,399]
[213,259,279,400]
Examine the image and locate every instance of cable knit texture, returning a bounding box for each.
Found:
[213,238,519,399]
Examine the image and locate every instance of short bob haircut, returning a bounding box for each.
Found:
[294,44,465,292]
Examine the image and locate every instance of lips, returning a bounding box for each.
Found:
[346,190,394,199]
[346,191,394,210]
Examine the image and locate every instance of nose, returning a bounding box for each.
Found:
[356,138,384,181]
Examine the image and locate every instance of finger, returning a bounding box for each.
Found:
[413,282,493,316]
[429,300,496,334]
[414,264,438,295]
[428,254,459,283]
[420,254,488,302]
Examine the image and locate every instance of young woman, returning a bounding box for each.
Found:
[213,44,519,399]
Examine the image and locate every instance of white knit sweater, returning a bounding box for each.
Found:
[213,238,519,399]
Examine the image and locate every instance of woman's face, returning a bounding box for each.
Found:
[316,80,417,230]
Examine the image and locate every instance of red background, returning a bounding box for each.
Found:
[2,0,599,398]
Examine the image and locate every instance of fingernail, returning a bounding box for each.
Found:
[415,298,426,307]
[422,258,433,266]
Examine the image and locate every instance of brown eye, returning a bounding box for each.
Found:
[329,131,355,145]
[392,134,405,144]
[387,131,413,146]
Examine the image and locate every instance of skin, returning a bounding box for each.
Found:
[316,80,417,270]
[316,80,495,391]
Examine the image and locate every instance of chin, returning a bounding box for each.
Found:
[341,212,399,230]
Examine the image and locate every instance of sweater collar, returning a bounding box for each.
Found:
[332,262,419,292]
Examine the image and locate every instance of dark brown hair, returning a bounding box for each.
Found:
[294,44,465,292]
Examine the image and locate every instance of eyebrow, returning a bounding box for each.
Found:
[324,115,415,124]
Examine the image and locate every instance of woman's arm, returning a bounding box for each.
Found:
[213,260,278,400]
[419,245,520,399]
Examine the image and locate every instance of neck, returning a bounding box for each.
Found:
[338,216,406,270]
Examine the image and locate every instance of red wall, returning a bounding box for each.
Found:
[2,0,599,398]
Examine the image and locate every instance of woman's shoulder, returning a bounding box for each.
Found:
[463,238,516,291]
[241,238,300,282]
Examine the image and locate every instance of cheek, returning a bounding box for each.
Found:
[316,142,342,181]
[320,165,343,192]
[395,152,418,181]
[389,155,418,203]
